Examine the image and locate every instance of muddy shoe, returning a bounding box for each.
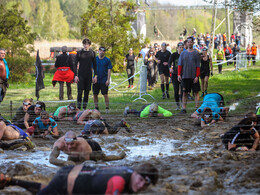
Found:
[179,109,187,114]
[123,106,129,116]
[121,119,132,133]
[0,173,11,189]
[24,137,35,150]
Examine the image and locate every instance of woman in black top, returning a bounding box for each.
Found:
[124,48,137,88]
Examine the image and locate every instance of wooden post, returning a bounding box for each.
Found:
[10,100,12,119]
[210,0,218,59]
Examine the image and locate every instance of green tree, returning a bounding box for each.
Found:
[0,4,36,82]
[80,0,147,72]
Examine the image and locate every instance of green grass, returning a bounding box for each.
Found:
[1,61,260,119]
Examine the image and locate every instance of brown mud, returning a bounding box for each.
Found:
[1,113,260,194]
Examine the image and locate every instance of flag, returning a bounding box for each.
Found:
[35,50,45,100]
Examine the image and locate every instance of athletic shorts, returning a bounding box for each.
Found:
[200,69,210,79]
[93,83,108,95]
[247,55,251,61]
[181,78,200,93]
[158,65,170,77]
[73,111,83,121]
[81,120,106,135]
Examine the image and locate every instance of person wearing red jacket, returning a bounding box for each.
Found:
[224,44,232,66]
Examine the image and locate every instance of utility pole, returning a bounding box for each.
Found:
[225,0,230,44]
[210,0,218,58]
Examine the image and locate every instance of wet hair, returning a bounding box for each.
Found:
[245,112,258,123]
[23,98,33,105]
[238,118,253,130]
[40,111,49,119]
[134,163,159,185]
[82,38,91,45]
[202,107,213,120]
[149,103,158,113]
[68,103,76,111]
[35,101,46,110]
[90,110,101,119]
[187,36,194,42]
[61,46,67,53]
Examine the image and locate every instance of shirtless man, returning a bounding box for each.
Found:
[74,109,101,125]
[49,131,126,166]
[0,120,34,150]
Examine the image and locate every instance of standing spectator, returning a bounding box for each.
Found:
[168,42,184,109]
[224,44,232,66]
[154,24,159,38]
[179,33,184,42]
[93,47,112,113]
[0,48,9,103]
[205,32,211,48]
[139,44,149,61]
[155,42,171,99]
[183,26,187,37]
[13,98,33,129]
[53,46,74,100]
[235,33,241,47]
[231,33,235,43]
[215,46,225,74]
[124,48,137,88]
[246,44,252,66]
[251,42,257,66]
[223,32,227,47]
[145,48,156,90]
[178,37,201,113]
[74,39,97,110]
[68,47,78,81]
[232,43,240,70]
[214,35,218,49]
[200,47,213,97]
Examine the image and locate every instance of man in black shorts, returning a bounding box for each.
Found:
[155,42,171,99]
[168,42,184,109]
[74,39,97,109]
[178,37,201,113]
[93,47,112,113]
[0,163,158,195]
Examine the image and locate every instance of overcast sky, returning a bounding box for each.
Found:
[153,0,212,6]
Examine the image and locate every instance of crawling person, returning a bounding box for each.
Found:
[49,131,126,166]
[52,103,80,121]
[26,111,59,138]
[200,107,224,128]
[80,118,132,136]
[123,103,173,118]
[0,119,34,150]
[74,109,101,125]
[0,163,158,195]
[221,118,260,151]
[24,101,45,130]
[191,93,229,120]
[245,112,260,133]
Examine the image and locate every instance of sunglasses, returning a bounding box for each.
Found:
[23,102,31,106]
[64,137,77,143]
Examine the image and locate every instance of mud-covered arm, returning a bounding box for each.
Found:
[158,106,173,117]
[250,131,260,151]
[49,146,67,166]
[24,113,30,129]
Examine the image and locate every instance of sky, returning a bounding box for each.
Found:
[152,0,212,6]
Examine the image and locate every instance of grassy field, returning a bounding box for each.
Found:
[1,60,260,119]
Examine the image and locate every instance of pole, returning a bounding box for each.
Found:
[210,0,218,58]
[10,100,13,119]
[225,0,230,44]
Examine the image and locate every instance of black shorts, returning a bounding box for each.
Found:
[247,55,251,61]
[93,83,108,95]
[158,65,170,77]
[181,78,200,93]
[200,69,210,79]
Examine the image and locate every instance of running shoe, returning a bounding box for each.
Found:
[0,173,11,189]
[123,106,129,116]
[121,119,132,133]
[200,92,204,98]
[166,91,170,99]
[24,137,35,150]
[162,92,166,99]
[179,109,187,114]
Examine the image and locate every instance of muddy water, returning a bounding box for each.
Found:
[1,114,260,194]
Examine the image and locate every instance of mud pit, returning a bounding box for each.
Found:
[1,114,260,194]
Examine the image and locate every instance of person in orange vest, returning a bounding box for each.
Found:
[246,44,252,66]
[251,42,257,66]
[215,46,225,74]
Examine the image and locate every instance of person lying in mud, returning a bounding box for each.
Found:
[200,107,224,128]
[221,118,260,151]
[123,103,173,118]
[26,111,59,138]
[245,112,260,133]
[24,101,45,130]
[74,109,101,125]
[0,119,34,150]
[80,118,132,136]
[49,131,126,166]
[0,163,158,195]
[52,103,80,121]
[191,93,229,119]
[12,98,33,129]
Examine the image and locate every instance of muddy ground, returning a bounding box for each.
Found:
[1,110,260,194]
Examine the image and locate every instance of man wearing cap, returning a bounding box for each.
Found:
[0,48,10,104]
[24,101,45,130]
[74,39,97,110]
[155,42,171,99]
[0,162,158,195]
[178,37,201,114]
[52,46,74,100]
[168,42,184,109]
[49,131,126,166]
[53,103,79,121]
[93,47,112,113]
